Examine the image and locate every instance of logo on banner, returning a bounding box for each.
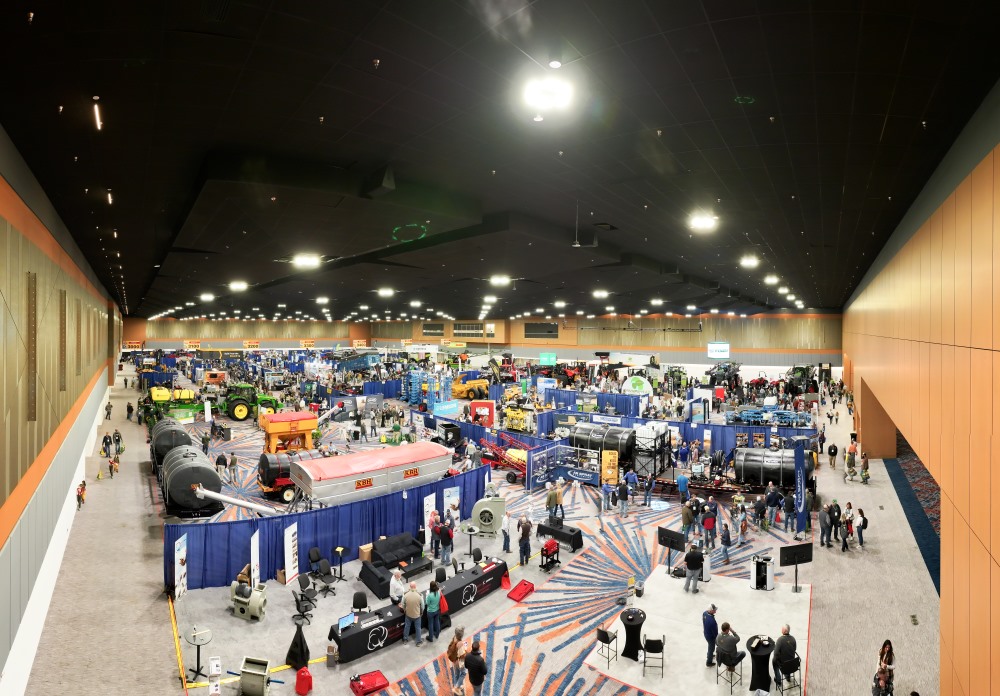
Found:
[462,583,478,606]
[590,414,622,425]
[403,468,419,479]
[567,469,594,481]
[367,625,388,650]
[355,478,374,490]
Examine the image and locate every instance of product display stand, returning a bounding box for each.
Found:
[334,546,346,582]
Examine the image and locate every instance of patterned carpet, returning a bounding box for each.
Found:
[388,483,800,695]
[893,431,941,536]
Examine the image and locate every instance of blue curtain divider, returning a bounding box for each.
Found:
[487,384,505,402]
[163,467,491,591]
[162,357,177,368]
[363,380,402,399]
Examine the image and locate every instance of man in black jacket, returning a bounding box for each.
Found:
[683,543,703,594]
[773,624,798,683]
[464,640,488,696]
[830,499,842,541]
[827,442,838,469]
[782,490,796,533]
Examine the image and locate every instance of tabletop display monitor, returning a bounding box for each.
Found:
[338,613,355,631]
[778,542,814,567]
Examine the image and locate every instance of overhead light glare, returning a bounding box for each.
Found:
[484,295,498,303]
[688,213,719,232]
[787,294,797,301]
[377,288,394,297]
[778,286,789,294]
[740,255,759,268]
[548,59,562,69]
[199,293,215,302]
[553,301,566,308]
[93,103,102,131]
[229,280,248,292]
[763,274,778,284]
[410,300,422,307]
[592,289,609,298]
[686,304,696,311]
[523,77,573,111]
[489,275,511,286]
[292,253,321,269]
[650,298,663,306]
[710,308,719,314]
[316,297,329,304]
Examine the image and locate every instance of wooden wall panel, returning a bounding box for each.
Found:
[970,536,992,696]
[955,177,973,346]
[970,350,991,547]
[954,514,971,695]
[942,199,957,345]
[941,497,954,654]
[954,347,971,520]
[972,154,994,349]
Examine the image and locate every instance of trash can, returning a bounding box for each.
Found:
[222,426,232,441]
[634,581,645,598]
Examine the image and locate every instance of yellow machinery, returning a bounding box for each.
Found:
[149,387,197,403]
[503,406,537,434]
[452,375,490,400]
[259,411,318,454]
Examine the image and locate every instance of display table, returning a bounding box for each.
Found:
[746,635,776,692]
[619,608,646,661]
[184,627,213,681]
[536,520,584,551]
[330,559,509,664]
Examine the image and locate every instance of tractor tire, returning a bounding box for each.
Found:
[260,406,275,416]
[228,399,251,421]
[466,389,477,400]
[281,487,295,504]
[476,387,487,399]
[506,471,518,484]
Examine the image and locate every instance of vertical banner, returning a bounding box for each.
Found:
[250,530,260,587]
[443,486,461,519]
[702,428,712,454]
[204,401,212,424]
[423,493,436,545]
[174,534,188,599]
[601,450,620,483]
[794,444,807,534]
[284,522,300,585]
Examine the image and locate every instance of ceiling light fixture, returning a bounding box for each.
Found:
[316,297,329,304]
[763,274,778,284]
[650,298,663,306]
[548,59,562,69]
[93,99,102,131]
[199,293,214,302]
[686,304,696,311]
[605,306,614,312]
[107,191,113,205]
[489,275,510,286]
[553,301,566,308]
[359,304,369,310]
[740,254,759,268]
[586,314,595,319]
[484,295,498,303]
[523,77,574,111]
[229,280,248,292]
[787,294,797,301]
[740,313,747,318]
[688,213,719,232]
[710,308,719,314]
[533,114,544,122]
[592,289,609,298]
[410,300,422,308]
[377,288,394,297]
[292,253,321,269]
[778,286,789,294]
[727,311,736,316]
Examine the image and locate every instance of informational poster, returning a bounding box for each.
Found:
[204,401,212,423]
[250,530,260,587]
[174,534,188,599]
[443,486,461,521]
[284,522,299,585]
[423,493,437,545]
[702,428,712,454]
[736,432,749,448]
[601,450,620,484]
[539,352,557,366]
[536,377,558,395]
[753,432,766,448]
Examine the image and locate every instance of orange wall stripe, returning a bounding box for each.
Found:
[0,366,104,553]
[0,174,108,305]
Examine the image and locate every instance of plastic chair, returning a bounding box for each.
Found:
[596,627,617,669]
[776,653,802,694]
[435,567,447,583]
[472,548,483,563]
[352,591,369,614]
[642,634,664,677]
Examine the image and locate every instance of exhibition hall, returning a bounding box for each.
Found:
[0,3,998,696]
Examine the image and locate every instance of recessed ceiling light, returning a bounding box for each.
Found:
[291,253,321,269]
[586,314,595,319]
[576,310,584,315]
[548,59,562,69]
[763,274,778,284]
[787,294,796,301]
[229,280,248,292]
[727,311,735,316]
[605,306,615,312]
[489,275,511,286]
[185,302,194,306]
[535,308,544,313]
[688,213,718,232]
[639,309,648,315]
[199,293,214,302]
[778,286,789,294]
[685,313,692,317]
[553,301,566,308]
[740,313,747,318]
[316,297,329,304]
[484,295,498,303]
[523,77,573,111]
[409,300,422,308]
[686,304,696,311]
[533,114,544,122]
[650,298,663,306]
[740,255,759,268]
[377,288,394,297]
[359,305,369,310]
[710,308,719,314]
[592,290,609,298]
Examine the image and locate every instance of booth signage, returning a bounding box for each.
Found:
[122,340,143,350]
[250,531,260,587]
[423,493,436,545]
[554,413,582,429]
[184,340,201,350]
[355,478,374,490]
[283,523,299,585]
[401,339,412,345]
[536,377,558,394]
[539,352,557,366]
[174,533,188,599]
[449,341,467,348]
[601,450,620,484]
[403,467,420,479]
[707,342,730,359]
[243,340,260,349]
[352,339,368,348]
[590,413,623,426]
[300,340,315,349]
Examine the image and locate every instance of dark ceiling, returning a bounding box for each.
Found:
[1,0,999,321]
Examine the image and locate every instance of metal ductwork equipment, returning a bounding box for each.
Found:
[230,581,267,621]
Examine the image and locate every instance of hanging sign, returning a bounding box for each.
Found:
[250,531,260,587]
[174,534,188,599]
[300,340,315,349]
[283,522,299,585]
[707,342,730,359]
[122,341,143,350]
[243,340,260,349]
[352,339,368,348]
[401,339,412,345]
[539,352,557,366]
[184,340,201,350]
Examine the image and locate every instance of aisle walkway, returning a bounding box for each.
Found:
[26,366,179,695]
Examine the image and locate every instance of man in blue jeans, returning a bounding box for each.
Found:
[500,510,512,553]
[702,604,719,666]
[517,515,532,566]
[676,472,690,503]
[602,480,614,512]
[400,582,424,645]
[643,472,655,506]
[617,480,629,517]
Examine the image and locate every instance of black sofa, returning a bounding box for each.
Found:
[371,533,423,569]
[359,561,393,599]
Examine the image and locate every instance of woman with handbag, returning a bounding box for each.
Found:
[426,581,443,643]
[447,626,468,695]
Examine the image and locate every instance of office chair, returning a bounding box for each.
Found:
[435,567,447,583]
[642,634,665,678]
[297,573,318,604]
[596,627,618,669]
[776,653,802,694]
[472,548,483,563]
[352,591,369,615]
[308,547,322,577]
[316,559,337,598]
[292,591,314,625]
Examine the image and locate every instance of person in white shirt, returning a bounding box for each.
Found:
[500,510,513,554]
[389,569,406,604]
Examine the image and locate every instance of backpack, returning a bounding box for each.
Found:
[861,516,868,530]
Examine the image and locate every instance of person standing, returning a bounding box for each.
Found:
[554,483,565,519]
[624,468,639,504]
[715,622,746,671]
[736,505,749,546]
[399,581,424,645]
[601,480,614,512]
[643,472,655,506]
[681,501,695,544]
[702,505,717,549]
[676,471,689,503]
[766,486,783,527]
[517,515,532,566]
[123,377,128,389]
[782,491,795,533]
[856,508,867,547]
[440,519,454,566]
[464,640,488,696]
[370,413,377,438]
[215,453,228,477]
[105,401,113,420]
[425,581,442,644]
[545,484,558,519]
[878,639,895,685]
[228,452,239,483]
[108,458,115,479]
[359,414,369,442]
[827,442,838,469]
[683,543,703,594]
[830,499,842,541]
[819,504,832,548]
[500,510,512,554]
[447,627,469,695]
[718,523,731,565]
[702,604,719,667]
[617,478,629,518]
[773,624,797,683]
[126,402,134,422]
[429,511,442,559]
[201,431,210,455]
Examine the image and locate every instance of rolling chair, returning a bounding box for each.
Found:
[596,627,618,669]
[435,567,447,583]
[352,591,369,615]
[472,548,483,564]
[716,651,744,694]
[308,547,322,577]
[297,573,318,605]
[316,559,337,598]
[642,634,664,677]
[776,653,802,694]
[292,591,314,625]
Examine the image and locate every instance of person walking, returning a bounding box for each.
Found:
[123,377,128,389]
[101,432,113,458]
[683,543,703,594]
[517,515,532,566]
[126,402,134,422]
[782,490,795,533]
[425,581,442,643]
[702,604,719,666]
[105,401,113,420]
[718,523,731,565]
[617,478,629,518]
[201,430,210,455]
[830,499,842,541]
[440,519,454,566]
[359,414,369,442]
[643,472,655,506]
[736,505,749,545]
[215,453,228,477]
[399,581,424,645]
[545,484,558,519]
[108,458,115,479]
[827,442,838,469]
[228,452,239,483]
[447,627,469,695]
[112,428,123,455]
[554,483,565,519]
[464,640,488,696]
[676,472,690,503]
[819,504,832,548]
[370,413,377,438]
[878,639,895,685]
[76,483,85,511]
[601,480,614,512]
[856,508,867,547]
[500,510,512,554]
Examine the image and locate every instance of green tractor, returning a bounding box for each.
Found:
[218,383,283,421]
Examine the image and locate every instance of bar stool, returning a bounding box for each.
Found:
[776,653,802,695]
[716,658,743,694]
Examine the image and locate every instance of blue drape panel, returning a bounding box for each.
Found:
[164,467,491,591]
[362,380,402,398]
[488,384,505,401]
